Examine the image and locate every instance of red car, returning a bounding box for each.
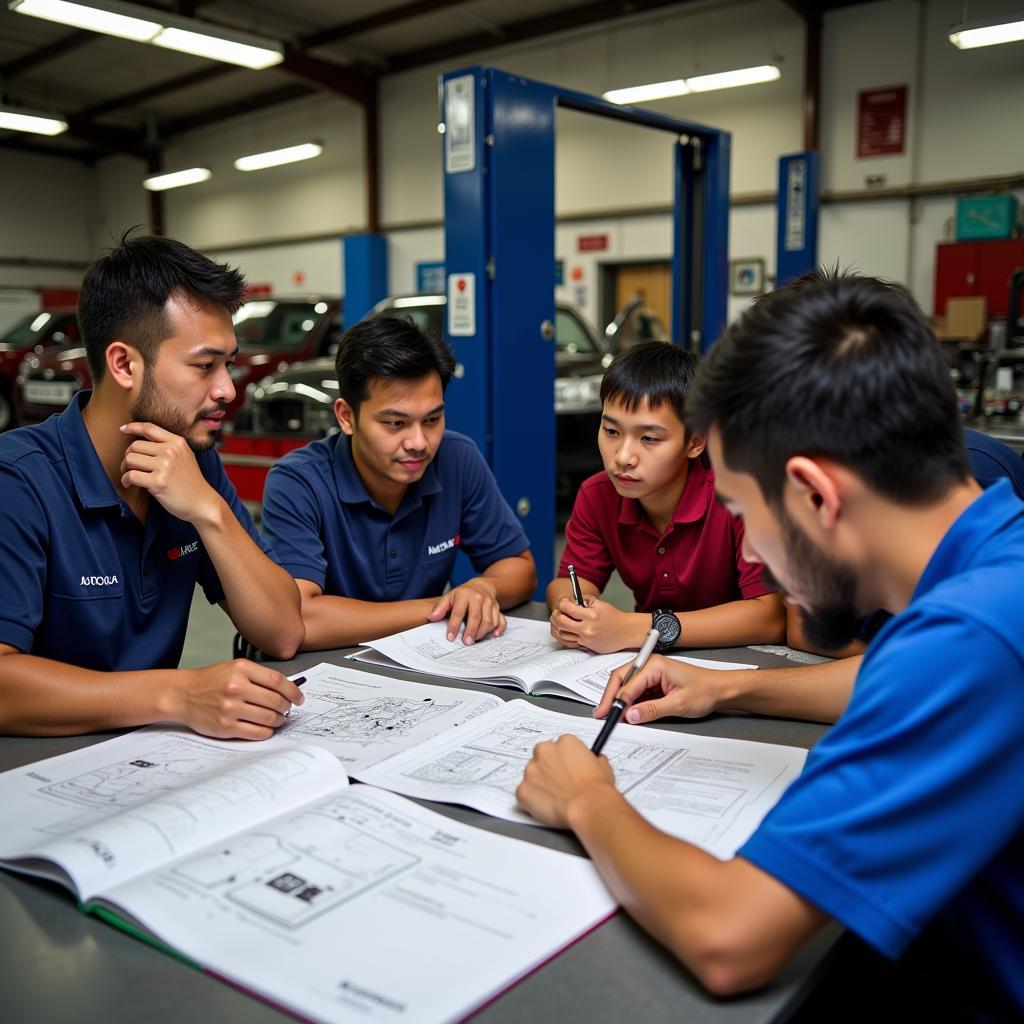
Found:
[15,298,341,427]
[0,309,79,432]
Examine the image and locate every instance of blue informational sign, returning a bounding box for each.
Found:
[775,152,820,287]
[416,261,446,293]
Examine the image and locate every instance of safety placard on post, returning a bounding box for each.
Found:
[445,75,475,174]
[447,273,476,336]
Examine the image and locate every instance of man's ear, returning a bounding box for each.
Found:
[334,397,356,436]
[685,431,707,460]
[104,341,144,394]
[784,456,841,529]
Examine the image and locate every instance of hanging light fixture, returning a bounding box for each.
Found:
[0,103,68,135]
[603,64,781,104]
[949,14,1024,49]
[143,167,212,191]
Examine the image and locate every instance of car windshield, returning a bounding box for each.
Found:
[555,308,599,355]
[233,300,327,349]
[375,300,444,334]
[2,312,52,346]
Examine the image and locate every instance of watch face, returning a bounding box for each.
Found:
[654,612,681,647]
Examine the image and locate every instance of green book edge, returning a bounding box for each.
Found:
[89,904,203,971]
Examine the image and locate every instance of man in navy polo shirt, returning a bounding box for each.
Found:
[517,272,1024,1019]
[260,315,536,650]
[0,233,305,740]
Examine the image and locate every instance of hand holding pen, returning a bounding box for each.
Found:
[590,628,660,756]
[567,564,587,607]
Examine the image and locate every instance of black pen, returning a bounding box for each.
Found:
[591,629,660,756]
[567,563,586,607]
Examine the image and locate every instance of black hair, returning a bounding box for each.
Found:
[685,268,971,506]
[335,314,455,414]
[599,340,699,426]
[78,229,246,381]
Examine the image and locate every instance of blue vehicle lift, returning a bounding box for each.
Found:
[441,67,731,595]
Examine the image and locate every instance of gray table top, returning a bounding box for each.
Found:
[0,604,838,1023]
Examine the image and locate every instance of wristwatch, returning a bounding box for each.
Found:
[651,609,682,652]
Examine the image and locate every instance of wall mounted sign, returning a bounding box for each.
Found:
[577,234,608,252]
[857,85,907,158]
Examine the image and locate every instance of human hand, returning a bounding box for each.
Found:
[550,597,646,654]
[595,656,730,724]
[515,734,617,828]
[172,660,305,740]
[427,578,506,644]
[119,421,221,525]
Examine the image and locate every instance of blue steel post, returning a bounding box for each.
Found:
[775,152,820,287]
[343,234,388,323]
[672,136,694,348]
[487,70,557,595]
[441,69,492,458]
[698,131,731,353]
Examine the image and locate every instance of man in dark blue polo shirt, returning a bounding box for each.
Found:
[261,315,536,650]
[517,272,1024,1018]
[0,233,304,740]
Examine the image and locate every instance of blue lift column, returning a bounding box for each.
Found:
[442,67,730,597]
[344,233,389,323]
[775,152,821,287]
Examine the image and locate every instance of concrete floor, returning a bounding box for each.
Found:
[179,536,635,667]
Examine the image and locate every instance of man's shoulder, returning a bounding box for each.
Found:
[267,435,337,480]
[0,418,59,468]
[437,430,486,464]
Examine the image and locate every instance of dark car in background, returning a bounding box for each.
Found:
[0,309,79,431]
[227,294,613,510]
[15,297,341,427]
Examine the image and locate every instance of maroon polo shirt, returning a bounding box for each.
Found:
[558,457,771,612]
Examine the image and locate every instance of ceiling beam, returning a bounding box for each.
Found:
[0,135,100,163]
[0,30,95,79]
[301,0,473,50]
[76,65,233,120]
[163,82,316,135]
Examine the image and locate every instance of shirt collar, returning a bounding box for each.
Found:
[615,454,715,529]
[912,479,1023,601]
[56,390,121,510]
[332,432,444,514]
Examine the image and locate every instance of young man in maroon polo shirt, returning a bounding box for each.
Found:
[549,341,784,654]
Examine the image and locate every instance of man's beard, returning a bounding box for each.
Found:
[132,369,220,454]
[762,504,863,653]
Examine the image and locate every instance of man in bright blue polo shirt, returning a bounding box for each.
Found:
[516,271,1024,1019]
[261,315,536,650]
[0,233,305,740]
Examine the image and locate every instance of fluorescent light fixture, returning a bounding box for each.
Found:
[603,64,781,104]
[142,166,211,191]
[234,142,323,172]
[603,79,689,104]
[152,25,283,69]
[392,295,446,308]
[686,64,781,92]
[9,0,283,69]
[949,16,1024,49]
[0,104,68,135]
[9,0,161,42]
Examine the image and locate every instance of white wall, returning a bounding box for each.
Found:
[208,240,344,299]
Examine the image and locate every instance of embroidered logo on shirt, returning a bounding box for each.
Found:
[80,575,119,586]
[166,540,200,561]
[427,533,460,557]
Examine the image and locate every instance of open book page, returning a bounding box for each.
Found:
[100,785,617,1024]
[262,661,505,770]
[0,731,345,901]
[357,700,806,860]
[355,617,757,704]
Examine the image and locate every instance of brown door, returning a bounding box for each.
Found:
[611,263,672,345]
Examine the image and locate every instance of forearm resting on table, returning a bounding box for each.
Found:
[567,784,826,996]
[0,648,187,735]
[296,583,437,651]
[715,655,859,724]
[676,594,786,649]
[478,551,537,607]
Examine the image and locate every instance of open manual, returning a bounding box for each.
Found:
[0,663,616,1024]
[353,616,757,705]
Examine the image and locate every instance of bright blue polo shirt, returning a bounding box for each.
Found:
[261,431,529,600]
[0,391,269,672]
[741,480,1024,1015]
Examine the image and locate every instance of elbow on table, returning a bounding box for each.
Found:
[261,620,304,661]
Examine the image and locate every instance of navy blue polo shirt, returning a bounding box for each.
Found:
[261,431,529,600]
[0,391,269,672]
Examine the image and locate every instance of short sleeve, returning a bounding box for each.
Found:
[196,452,272,604]
[731,513,773,599]
[454,443,530,573]
[558,482,614,592]
[260,461,329,591]
[739,606,1024,958]
[0,462,49,652]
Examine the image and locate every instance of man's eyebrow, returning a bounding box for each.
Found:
[189,344,239,359]
[601,413,668,433]
[376,403,445,418]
